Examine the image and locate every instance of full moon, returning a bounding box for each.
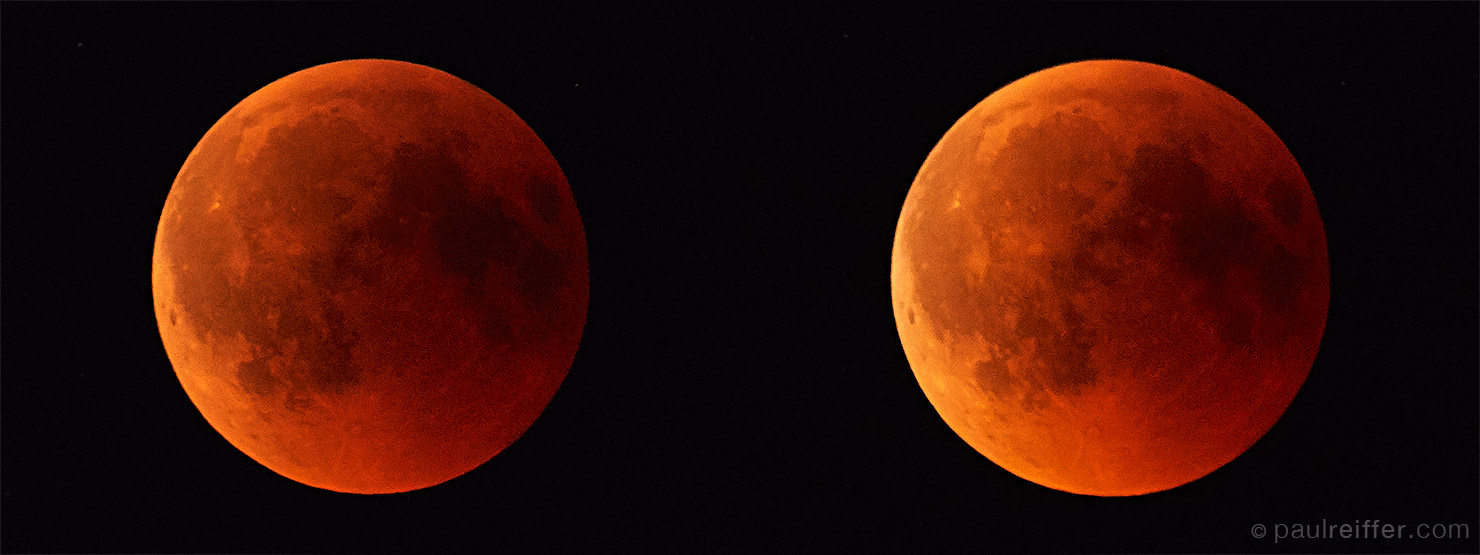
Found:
[891,60,1328,496]
[153,59,588,494]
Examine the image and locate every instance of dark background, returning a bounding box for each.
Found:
[2,3,1475,553]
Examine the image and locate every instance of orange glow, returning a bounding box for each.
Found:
[891,60,1328,496]
[153,59,588,494]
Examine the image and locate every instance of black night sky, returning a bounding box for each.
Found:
[2,3,1476,553]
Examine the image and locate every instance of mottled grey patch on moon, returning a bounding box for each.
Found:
[250,112,374,196]
[907,109,1116,345]
[1256,244,1304,309]
[525,173,562,223]
[1265,176,1303,227]
[1011,287,1097,396]
[237,355,276,397]
[228,288,365,397]
[165,210,236,343]
[1119,139,1306,346]
[977,100,1031,128]
[974,358,1015,397]
[371,140,570,346]
[1059,230,1126,288]
[170,109,384,399]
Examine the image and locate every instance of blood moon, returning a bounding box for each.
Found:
[891,60,1329,496]
[152,59,588,494]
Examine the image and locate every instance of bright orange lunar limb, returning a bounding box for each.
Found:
[153,59,589,494]
[891,60,1328,496]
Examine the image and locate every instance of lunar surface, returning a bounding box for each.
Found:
[891,60,1329,496]
[153,59,588,494]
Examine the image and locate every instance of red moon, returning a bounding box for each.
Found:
[891,60,1328,496]
[152,59,588,494]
